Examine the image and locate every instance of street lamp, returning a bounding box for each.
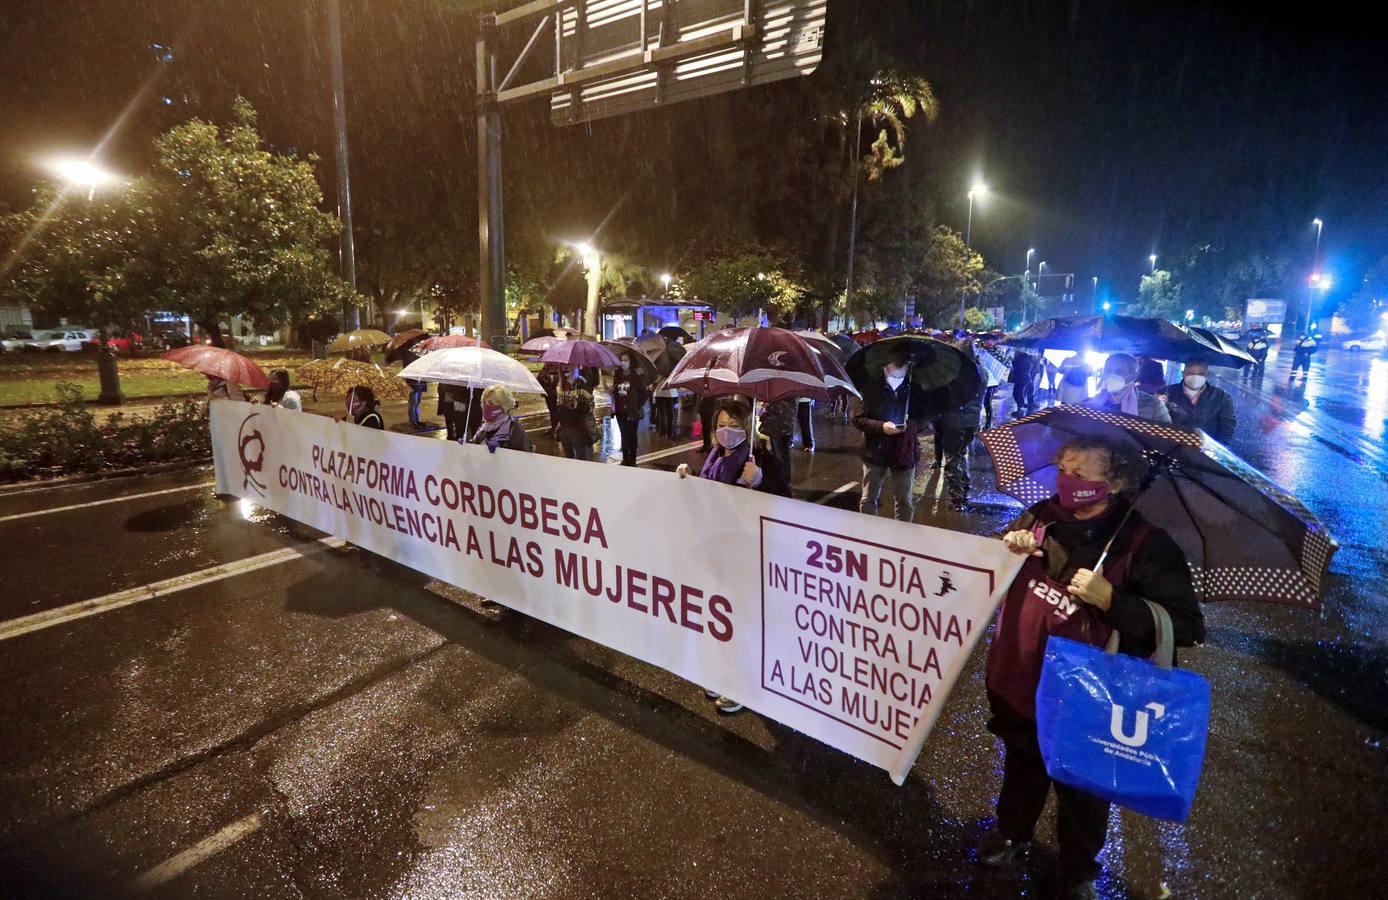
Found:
[1102,301,1112,313]
[1149,253,1158,274]
[571,241,601,336]
[660,272,672,294]
[1185,309,1195,323]
[46,156,120,200]
[959,182,987,326]
[1091,276,1099,314]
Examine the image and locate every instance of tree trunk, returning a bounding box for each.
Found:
[203,321,226,348]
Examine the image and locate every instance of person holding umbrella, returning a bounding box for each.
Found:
[611,351,651,467]
[1246,330,1270,374]
[1009,350,1037,419]
[555,369,597,461]
[853,347,920,522]
[469,384,532,453]
[537,364,562,439]
[677,398,789,715]
[1083,353,1172,423]
[1290,332,1316,381]
[980,435,1204,898]
[264,370,301,411]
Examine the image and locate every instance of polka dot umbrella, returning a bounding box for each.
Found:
[978,405,1337,608]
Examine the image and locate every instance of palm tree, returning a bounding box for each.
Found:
[843,70,939,325]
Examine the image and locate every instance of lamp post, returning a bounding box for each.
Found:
[660,273,672,295]
[1091,276,1099,315]
[959,182,987,326]
[47,156,125,402]
[1023,248,1035,325]
[1149,253,1157,274]
[1308,219,1324,333]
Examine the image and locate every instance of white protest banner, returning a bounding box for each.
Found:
[212,401,1023,782]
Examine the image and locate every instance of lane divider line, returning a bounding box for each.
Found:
[815,481,860,505]
[0,482,216,523]
[0,536,347,642]
[128,812,264,891]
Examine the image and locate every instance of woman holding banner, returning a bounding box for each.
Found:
[468,384,532,454]
[981,436,1203,898]
[676,399,789,714]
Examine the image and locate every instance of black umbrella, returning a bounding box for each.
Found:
[978,405,1337,608]
[658,325,695,344]
[601,338,661,384]
[846,335,984,420]
[1185,326,1255,368]
[828,333,860,357]
[1004,315,1218,362]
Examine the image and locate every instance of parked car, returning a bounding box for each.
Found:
[26,329,98,352]
[1344,333,1387,352]
[81,333,144,353]
[1,329,37,352]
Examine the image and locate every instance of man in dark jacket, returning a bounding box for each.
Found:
[1010,350,1037,418]
[611,354,651,467]
[853,347,919,521]
[1164,359,1236,443]
[940,350,985,510]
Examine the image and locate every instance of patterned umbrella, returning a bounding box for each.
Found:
[398,346,545,394]
[601,339,661,384]
[327,329,392,353]
[794,330,848,363]
[660,326,831,402]
[416,334,487,352]
[845,335,983,420]
[978,405,1337,608]
[540,338,623,370]
[161,346,270,389]
[296,357,411,400]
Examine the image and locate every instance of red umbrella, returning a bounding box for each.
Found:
[162,346,270,389]
[539,338,623,369]
[661,326,831,402]
[385,329,429,352]
[416,334,488,352]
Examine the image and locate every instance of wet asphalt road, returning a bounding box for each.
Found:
[1,345,1385,899]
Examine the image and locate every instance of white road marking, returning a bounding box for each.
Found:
[129,812,264,891]
[0,536,347,642]
[815,481,860,505]
[0,481,216,523]
[636,441,702,464]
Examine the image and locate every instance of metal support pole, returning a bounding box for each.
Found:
[327,0,358,330]
[843,106,863,327]
[477,15,506,347]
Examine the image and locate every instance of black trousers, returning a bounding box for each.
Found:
[653,397,677,438]
[1013,380,1035,413]
[618,417,640,466]
[767,432,792,476]
[797,401,815,449]
[982,385,998,429]
[989,696,1109,882]
[942,426,976,501]
[1292,350,1312,374]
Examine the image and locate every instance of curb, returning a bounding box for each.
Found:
[0,457,214,494]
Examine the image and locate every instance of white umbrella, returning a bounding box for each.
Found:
[398,347,544,394]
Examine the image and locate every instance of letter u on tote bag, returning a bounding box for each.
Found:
[1034,601,1211,821]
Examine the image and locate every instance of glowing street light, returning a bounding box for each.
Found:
[1149,253,1158,273]
[1102,301,1112,312]
[46,156,120,200]
[660,272,672,294]
[1185,309,1195,322]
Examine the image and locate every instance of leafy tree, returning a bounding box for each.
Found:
[910,226,985,326]
[1133,270,1184,321]
[1343,255,1388,332]
[676,248,806,322]
[962,306,996,331]
[0,99,346,347]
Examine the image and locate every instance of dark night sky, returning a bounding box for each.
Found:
[2,1,1386,304]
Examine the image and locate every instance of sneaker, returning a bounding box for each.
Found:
[803,446,815,453]
[713,696,744,714]
[976,829,1030,867]
[1058,878,1099,900]
[703,688,721,700]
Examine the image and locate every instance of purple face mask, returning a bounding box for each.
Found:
[1056,471,1109,510]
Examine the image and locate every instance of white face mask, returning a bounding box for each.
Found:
[716,426,746,449]
[885,369,906,389]
[1105,374,1131,394]
[1184,374,1207,391]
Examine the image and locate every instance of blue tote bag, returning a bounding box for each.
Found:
[1035,600,1210,821]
